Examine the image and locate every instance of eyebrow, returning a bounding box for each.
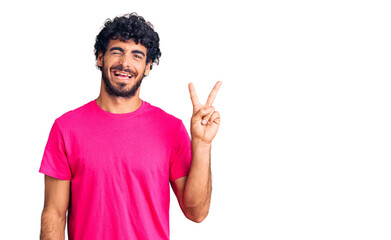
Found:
[109,47,145,57]
[109,47,124,52]
[132,50,146,57]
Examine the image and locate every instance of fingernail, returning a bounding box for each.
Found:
[202,120,207,124]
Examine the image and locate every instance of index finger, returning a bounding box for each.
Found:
[188,82,200,107]
[206,81,222,106]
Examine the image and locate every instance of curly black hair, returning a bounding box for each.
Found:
[94,13,161,70]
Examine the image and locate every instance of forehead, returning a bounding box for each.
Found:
[107,38,147,53]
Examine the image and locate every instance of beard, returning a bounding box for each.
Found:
[101,59,146,99]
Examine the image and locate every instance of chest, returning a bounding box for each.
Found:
[66,121,172,180]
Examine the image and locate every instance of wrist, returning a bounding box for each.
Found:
[191,138,212,148]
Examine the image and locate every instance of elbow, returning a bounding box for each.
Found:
[182,196,211,223]
[192,215,207,223]
[187,215,207,223]
[184,208,209,223]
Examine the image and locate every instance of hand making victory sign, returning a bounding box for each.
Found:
[188,81,222,145]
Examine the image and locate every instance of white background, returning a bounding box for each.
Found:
[1,0,390,239]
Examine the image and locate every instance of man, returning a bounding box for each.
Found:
[39,13,222,240]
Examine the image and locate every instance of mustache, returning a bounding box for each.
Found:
[110,65,135,75]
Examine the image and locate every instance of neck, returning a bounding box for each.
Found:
[96,82,142,114]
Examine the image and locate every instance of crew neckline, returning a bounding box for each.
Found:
[92,99,147,118]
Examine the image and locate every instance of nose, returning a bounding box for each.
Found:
[119,54,131,68]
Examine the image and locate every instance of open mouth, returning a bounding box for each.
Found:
[112,71,134,80]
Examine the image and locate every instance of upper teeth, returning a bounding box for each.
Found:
[115,71,131,77]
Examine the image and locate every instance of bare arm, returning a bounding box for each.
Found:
[171,81,222,223]
[171,140,212,223]
[172,81,221,222]
[40,175,70,240]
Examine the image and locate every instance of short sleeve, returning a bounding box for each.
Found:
[39,120,72,180]
[169,120,192,181]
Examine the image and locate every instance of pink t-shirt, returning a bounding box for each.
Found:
[39,99,192,240]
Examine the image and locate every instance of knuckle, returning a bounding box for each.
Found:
[206,106,215,112]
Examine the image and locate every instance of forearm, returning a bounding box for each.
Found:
[40,209,66,240]
[183,139,212,222]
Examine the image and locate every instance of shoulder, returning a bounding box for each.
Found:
[144,101,189,146]
[54,100,94,129]
[144,101,184,128]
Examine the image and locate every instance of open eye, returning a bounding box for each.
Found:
[134,54,142,59]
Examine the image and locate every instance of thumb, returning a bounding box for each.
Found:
[193,106,215,122]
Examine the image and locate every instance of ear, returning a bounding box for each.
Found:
[144,61,152,76]
[97,52,103,68]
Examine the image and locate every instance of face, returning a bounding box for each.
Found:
[97,38,151,98]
